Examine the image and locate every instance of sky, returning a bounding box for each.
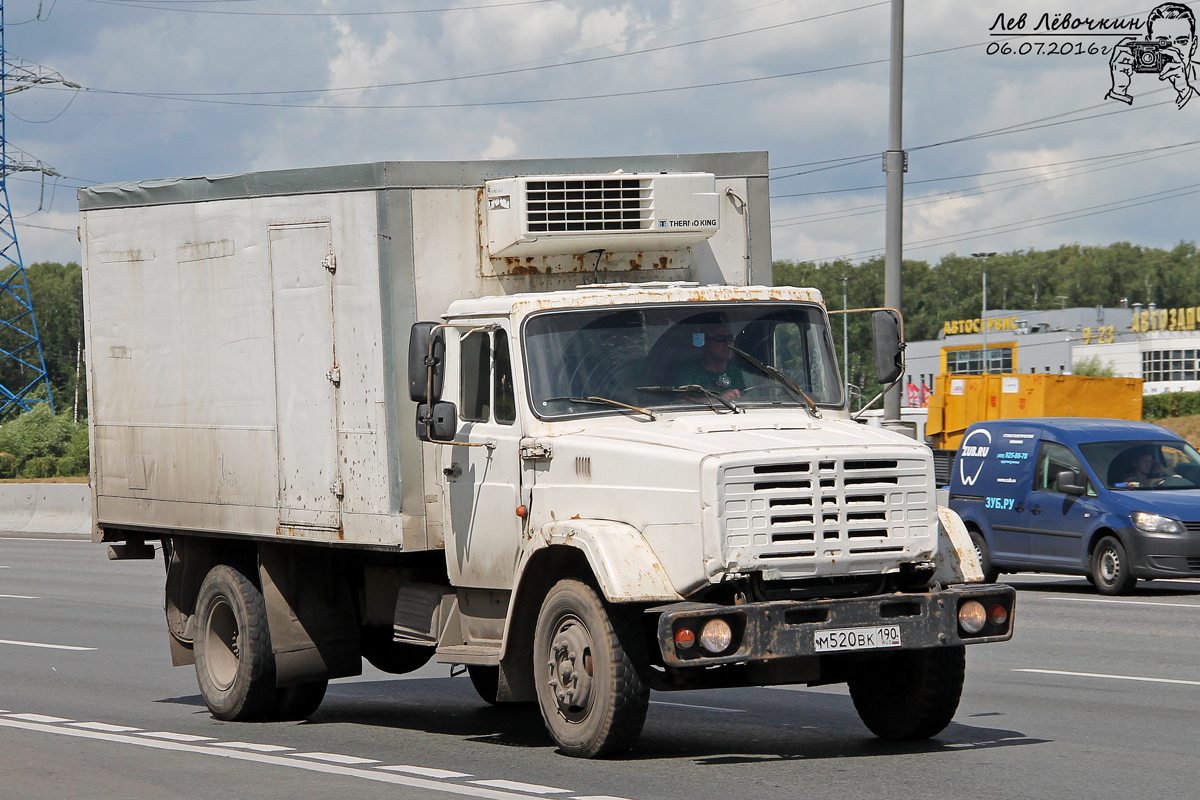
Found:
[9,0,1200,281]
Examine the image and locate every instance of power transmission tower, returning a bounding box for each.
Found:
[0,1,69,416]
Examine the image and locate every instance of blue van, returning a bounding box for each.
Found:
[948,418,1200,594]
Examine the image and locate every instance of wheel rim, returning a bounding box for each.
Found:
[1099,546,1120,584]
[203,597,241,691]
[972,541,984,566]
[545,614,595,723]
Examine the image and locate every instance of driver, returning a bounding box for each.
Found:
[1116,445,1178,487]
[672,323,747,402]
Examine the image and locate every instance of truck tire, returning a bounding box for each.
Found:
[361,627,435,674]
[270,680,328,721]
[532,579,649,758]
[193,564,277,721]
[968,529,1000,583]
[848,646,966,740]
[1092,535,1136,595]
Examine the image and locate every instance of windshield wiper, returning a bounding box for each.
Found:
[729,346,821,419]
[545,396,658,421]
[638,385,741,414]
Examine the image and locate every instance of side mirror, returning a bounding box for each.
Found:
[408,322,445,404]
[1056,469,1087,496]
[416,401,458,442]
[871,309,904,385]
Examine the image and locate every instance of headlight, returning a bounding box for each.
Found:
[958,600,987,634]
[699,619,733,653]
[1132,511,1184,533]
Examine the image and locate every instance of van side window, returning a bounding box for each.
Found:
[460,330,491,422]
[1034,441,1090,494]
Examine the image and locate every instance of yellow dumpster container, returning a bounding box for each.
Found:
[926,373,1143,450]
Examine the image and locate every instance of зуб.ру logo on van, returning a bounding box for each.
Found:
[959,428,993,487]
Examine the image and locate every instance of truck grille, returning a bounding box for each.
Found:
[525,178,652,233]
[718,454,934,579]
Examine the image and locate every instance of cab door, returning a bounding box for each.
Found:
[441,327,525,589]
[1026,440,1101,570]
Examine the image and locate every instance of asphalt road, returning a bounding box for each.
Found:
[3,534,1200,800]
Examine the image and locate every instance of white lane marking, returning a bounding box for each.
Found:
[1052,597,1200,610]
[0,638,95,651]
[67,722,143,733]
[5,713,72,723]
[572,796,637,800]
[650,700,745,713]
[210,741,294,753]
[0,594,38,599]
[135,731,216,742]
[469,779,569,794]
[1015,668,1200,687]
[377,765,473,779]
[0,718,583,800]
[0,537,88,543]
[290,752,380,765]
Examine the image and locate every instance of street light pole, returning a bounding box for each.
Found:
[883,0,905,422]
[836,275,855,407]
[972,252,996,374]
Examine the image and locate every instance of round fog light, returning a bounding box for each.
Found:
[674,627,696,649]
[699,618,733,654]
[958,600,987,634]
[988,603,1009,627]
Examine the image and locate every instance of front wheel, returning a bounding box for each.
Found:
[532,580,649,758]
[968,529,1000,583]
[193,564,277,721]
[1092,535,1136,595]
[848,646,966,739]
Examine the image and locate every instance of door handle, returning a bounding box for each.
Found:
[443,463,462,480]
[1014,503,1025,512]
[1030,504,1041,515]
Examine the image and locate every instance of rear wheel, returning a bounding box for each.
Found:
[193,564,277,721]
[532,580,649,758]
[269,680,328,721]
[968,529,1000,583]
[848,646,966,739]
[1092,536,1136,595]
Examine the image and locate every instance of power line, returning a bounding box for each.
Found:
[83,0,564,16]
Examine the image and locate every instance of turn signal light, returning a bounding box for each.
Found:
[958,600,987,634]
[674,627,696,649]
[988,603,1009,627]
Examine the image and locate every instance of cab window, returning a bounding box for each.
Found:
[1034,441,1092,495]
[460,330,491,422]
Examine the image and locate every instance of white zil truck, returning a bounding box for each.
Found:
[79,152,1014,758]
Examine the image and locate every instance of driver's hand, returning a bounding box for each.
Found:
[719,389,740,402]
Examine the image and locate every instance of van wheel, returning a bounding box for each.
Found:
[848,646,966,739]
[1092,536,1136,595]
[532,580,649,758]
[193,565,277,721]
[968,530,1000,583]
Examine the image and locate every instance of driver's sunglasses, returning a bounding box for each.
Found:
[708,335,735,343]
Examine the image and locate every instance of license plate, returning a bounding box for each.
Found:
[813,625,902,653]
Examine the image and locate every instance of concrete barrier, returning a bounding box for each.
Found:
[0,483,91,537]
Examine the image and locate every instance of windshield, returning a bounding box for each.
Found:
[1079,439,1200,490]
[523,302,842,419]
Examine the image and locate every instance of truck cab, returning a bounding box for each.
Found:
[949,417,1200,593]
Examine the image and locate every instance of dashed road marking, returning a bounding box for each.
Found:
[211,741,294,753]
[469,779,569,794]
[67,721,143,733]
[291,752,381,765]
[378,765,473,779]
[1015,668,1200,687]
[1052,597,1200,610]
[134,731,217,742]
[650,700,745,713]
[0,594,38,599]
[0,716,593,800]
[0,638,95,651]
[6,713,72,723]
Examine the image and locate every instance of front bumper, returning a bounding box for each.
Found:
[1120,526,1200,578]
[653,583,1016,668]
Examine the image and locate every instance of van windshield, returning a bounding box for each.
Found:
[522,302,842,419]
[1079,440,1200,490]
